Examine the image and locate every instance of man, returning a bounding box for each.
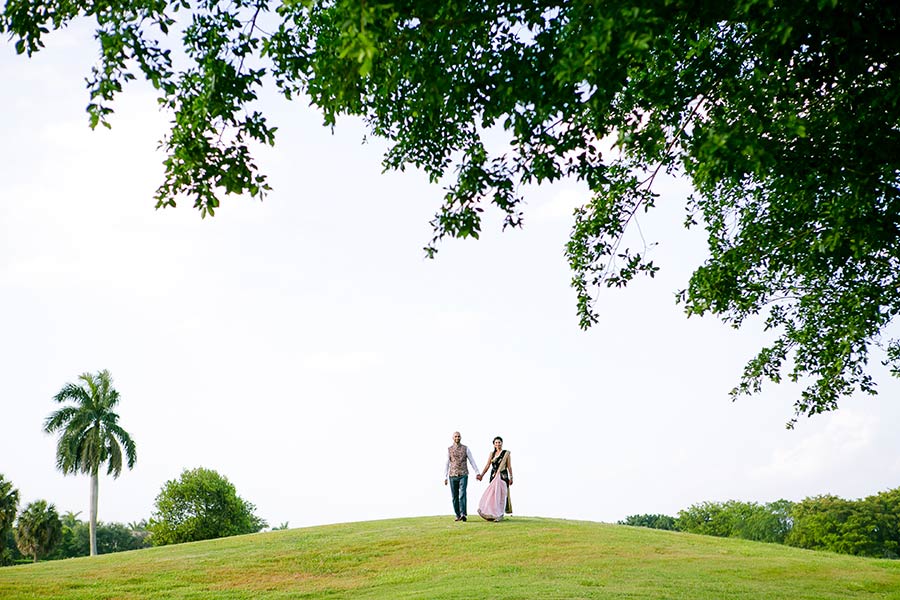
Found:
[444,431,479,522]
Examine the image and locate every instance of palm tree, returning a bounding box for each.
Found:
[44,370,137,556]
[0,475,18,534]
[0,474,19,565]
[15,500,63,562]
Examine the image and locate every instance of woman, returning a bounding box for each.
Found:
[476,436,513,521]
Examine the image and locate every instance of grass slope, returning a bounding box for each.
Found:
[1,516,899,599]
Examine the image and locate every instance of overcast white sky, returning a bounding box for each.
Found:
[2,24,899,531]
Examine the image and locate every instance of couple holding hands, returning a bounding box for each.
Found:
[443,431,513,522]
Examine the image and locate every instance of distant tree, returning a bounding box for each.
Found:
[3,528,24,565]
[49,515,151,559]
[44,369,137,556]
[0,475,19,566]
[676,500,794,543]
[94,522,149,554]
[676,501,732,537]
[48,511,85,560]
[859,487,900,559]
[270,522,290,531]
[127,519,152,549]
[148,468,267,546]
[787,490,900,558]
[15,501,63,562]
[735,499,794,544]
[617,514,678,531]
[3,1,899,423]
[787,494,862,554]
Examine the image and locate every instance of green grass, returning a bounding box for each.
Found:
[2,516,899,599]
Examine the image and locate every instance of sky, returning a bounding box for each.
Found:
[2,22,900,532]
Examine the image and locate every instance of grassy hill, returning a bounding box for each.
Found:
[1,516,899,599]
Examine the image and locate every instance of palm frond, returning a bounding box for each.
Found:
[105,439,123,477]
[52,383,91,407]
[107,423,138,469]
[43,406,79,433]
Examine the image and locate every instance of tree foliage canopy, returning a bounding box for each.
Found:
[617,513,677,531]
[786,489,900,559]
[2,1,899,422]
[0,475,20,566]
[148,467,267,545]
[14,500,63,562]
[0,475,17,536]
[48,513,151,559]
[44,370,137,479]
[676,499,794,544]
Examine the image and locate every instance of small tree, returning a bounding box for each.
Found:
[15,501,63,562]
[148,468,267,546]
[0,475,19,565]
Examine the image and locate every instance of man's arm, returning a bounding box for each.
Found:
[466,447,479,474]
[443,453,450,484]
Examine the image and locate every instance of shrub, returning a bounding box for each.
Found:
[148,467,267,546]
[618,514,678,531]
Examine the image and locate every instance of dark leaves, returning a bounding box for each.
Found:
[5,0,900,421]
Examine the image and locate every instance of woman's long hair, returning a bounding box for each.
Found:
[491,436,503,458]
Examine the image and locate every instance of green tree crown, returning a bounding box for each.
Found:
[44,370,137,478]
[148,467,267,546]
[3,1,899,423]
[15,500,63,562]
[0,475,20,566]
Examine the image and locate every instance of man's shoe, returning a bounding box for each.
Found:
[454,516,461,521]
[461,515,467,521]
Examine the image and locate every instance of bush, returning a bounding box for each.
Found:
[148,467,267,546]
[618,514,678,531]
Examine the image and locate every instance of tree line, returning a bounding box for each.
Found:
[619,487,900,559]
[1,370,266,565]
[0,468,267,565]
[1,499,151,564]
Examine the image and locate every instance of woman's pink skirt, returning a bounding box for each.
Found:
[477,475,509,521]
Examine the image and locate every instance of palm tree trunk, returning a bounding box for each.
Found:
[89,471,99,556]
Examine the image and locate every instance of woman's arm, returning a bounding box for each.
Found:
[476,453,492,480]
[506,452,513,485]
